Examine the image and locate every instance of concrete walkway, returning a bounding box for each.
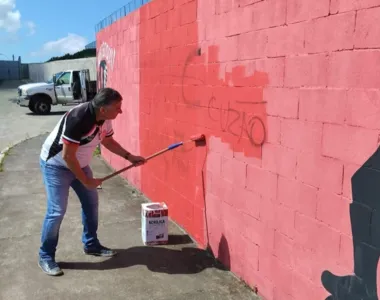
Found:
[0,134,260,300]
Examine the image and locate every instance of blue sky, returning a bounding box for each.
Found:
[0,0,132,63]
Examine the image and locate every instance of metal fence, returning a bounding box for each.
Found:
[0,60,20,80]
[95,0,151,33]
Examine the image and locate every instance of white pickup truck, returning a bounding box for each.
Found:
[17,69,97,115]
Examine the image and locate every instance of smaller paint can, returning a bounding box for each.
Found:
[141,202,169,245]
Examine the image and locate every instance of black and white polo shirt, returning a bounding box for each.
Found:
[40,102,114,168]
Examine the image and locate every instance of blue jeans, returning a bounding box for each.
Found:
[39,158,99,261]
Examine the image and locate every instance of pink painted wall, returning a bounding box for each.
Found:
[97,1,380,299]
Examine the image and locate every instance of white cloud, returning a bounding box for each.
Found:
[0,0,21,32]
[25,21,35,35]
[31,33,88,57]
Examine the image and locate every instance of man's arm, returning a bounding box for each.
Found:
[60,110,102,188]
[101,136,130,159]
[101,136,146,165]
[62,143,89,183]
[62,142,102,188]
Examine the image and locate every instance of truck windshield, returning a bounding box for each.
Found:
[46,72,63,83]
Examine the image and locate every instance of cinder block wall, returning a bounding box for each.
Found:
[97,1,380,299]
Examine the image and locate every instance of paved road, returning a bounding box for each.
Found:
[0,134,260,300]
[0,80,70,151]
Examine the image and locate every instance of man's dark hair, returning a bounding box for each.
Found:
[92,88,122,109]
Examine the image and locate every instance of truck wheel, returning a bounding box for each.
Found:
[28,102,36,113]
[34,98,51,115]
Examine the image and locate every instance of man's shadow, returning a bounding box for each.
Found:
[59,234,229,275]
[322,146,380,300]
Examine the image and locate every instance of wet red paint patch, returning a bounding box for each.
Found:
[138,0,269,247]
[181,45,269,159]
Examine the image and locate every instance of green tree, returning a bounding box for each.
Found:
[46,49,96,62]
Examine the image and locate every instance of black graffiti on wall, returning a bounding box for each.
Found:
[97,42,116,90]
[98,60,107,90]
[180,48,268,148]
[207,98,266,147]
[321,147,380,300]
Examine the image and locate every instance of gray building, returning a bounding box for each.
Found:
[0,55,30,80]
[0,56,21,80]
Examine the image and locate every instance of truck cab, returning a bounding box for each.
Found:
[17,69,97,115]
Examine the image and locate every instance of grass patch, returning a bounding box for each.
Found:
[0,147,11,172]
[93,146,101,157]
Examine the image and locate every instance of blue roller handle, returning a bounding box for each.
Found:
[168,142,183,150]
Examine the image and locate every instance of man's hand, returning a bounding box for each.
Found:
[63,144,102,189]
[128,154,146,166]
[83,177,103,189]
